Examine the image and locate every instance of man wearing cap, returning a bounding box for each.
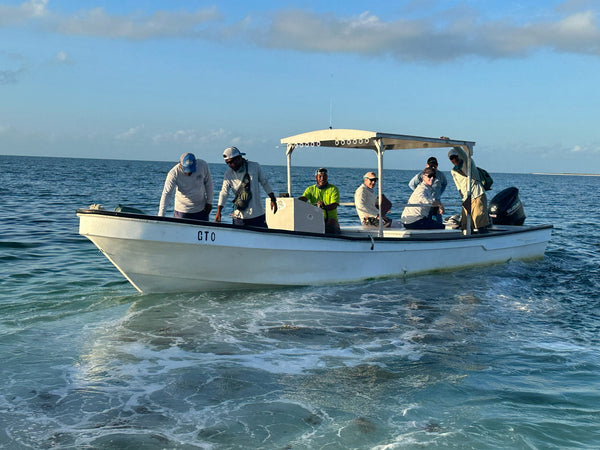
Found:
[215,146,277,227]
[299,168,341,234]
[158,152,213,220]
[408,156,447,202]
[448,146,490,232]
[401,167,445,230]
[354,172,392,227]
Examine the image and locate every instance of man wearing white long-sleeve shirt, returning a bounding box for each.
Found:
[354,172,391,227]
[158,152,213,220]
[215,146,277,228]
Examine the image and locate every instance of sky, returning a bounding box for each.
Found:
[1,0,600,173]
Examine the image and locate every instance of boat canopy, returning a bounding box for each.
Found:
[280,128,477,236]
[280,129,475,154]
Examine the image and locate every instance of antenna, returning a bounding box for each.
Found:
[329,72,333,129]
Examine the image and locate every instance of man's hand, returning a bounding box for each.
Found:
[268,193,278,214]
[214,205,223,222]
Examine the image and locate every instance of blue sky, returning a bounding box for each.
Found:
[1,0,599,173]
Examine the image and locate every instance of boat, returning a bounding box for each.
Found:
[77,129,552,293]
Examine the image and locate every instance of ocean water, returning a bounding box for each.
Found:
[1,154,599,449]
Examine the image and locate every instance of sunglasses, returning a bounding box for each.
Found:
[367,178,377,182]
[424,174,436,179]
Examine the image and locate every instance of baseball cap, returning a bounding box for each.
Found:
[180,153,196,173]
[222,146,245,160]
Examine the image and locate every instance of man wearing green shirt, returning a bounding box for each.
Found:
[299,168,341,234]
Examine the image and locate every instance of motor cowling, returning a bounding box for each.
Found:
[489,187,526,225]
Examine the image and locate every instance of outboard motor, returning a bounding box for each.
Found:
[489,187,526,225]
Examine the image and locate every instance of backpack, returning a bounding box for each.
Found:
[477,167,494,191]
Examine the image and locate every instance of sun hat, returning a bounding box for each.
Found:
[222,146,245,160]
[180,153,196,173]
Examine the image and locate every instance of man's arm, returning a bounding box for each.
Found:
[158,169,176,216]
[408,172,421,191]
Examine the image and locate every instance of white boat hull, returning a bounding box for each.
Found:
[78,210,552,293]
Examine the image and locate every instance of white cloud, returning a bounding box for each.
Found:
[570,143,600,154]
[26,0,47,17]
[151,128,229,145]
[0,0,47,25]
[1,2,600,61]
[254,8,600,61]
[116,125,144,140]
[50,49,74,65]
[53,5,220,40]
[55,50,67,61]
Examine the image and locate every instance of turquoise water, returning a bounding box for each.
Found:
[1,155,599,449]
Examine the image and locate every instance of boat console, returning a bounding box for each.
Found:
[266,197,325,233]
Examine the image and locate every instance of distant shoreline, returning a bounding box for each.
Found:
[532,173,600,177]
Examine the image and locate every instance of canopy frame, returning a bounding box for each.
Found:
[281,129,476,237]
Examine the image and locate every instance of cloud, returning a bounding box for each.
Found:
[51,5,221,40]
[151,128,229,146]
[0,52,28,84]
[116,125,144,140]
[254,8,600,61]
[0,0,48,25]
[54,50,68,63]
[570,143,600,154]
[1,2,600,61]
[0,67,25,84]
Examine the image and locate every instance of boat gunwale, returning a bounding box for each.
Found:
[77,209,553,243]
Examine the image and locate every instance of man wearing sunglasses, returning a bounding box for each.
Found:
[354,172,392,227]
[408,156,447,202]
[215,146,277,227]
[401,167,445,230]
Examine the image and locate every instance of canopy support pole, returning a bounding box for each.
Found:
[464,143,473,235]
[286,145,294,196]
[374,139,384,238]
